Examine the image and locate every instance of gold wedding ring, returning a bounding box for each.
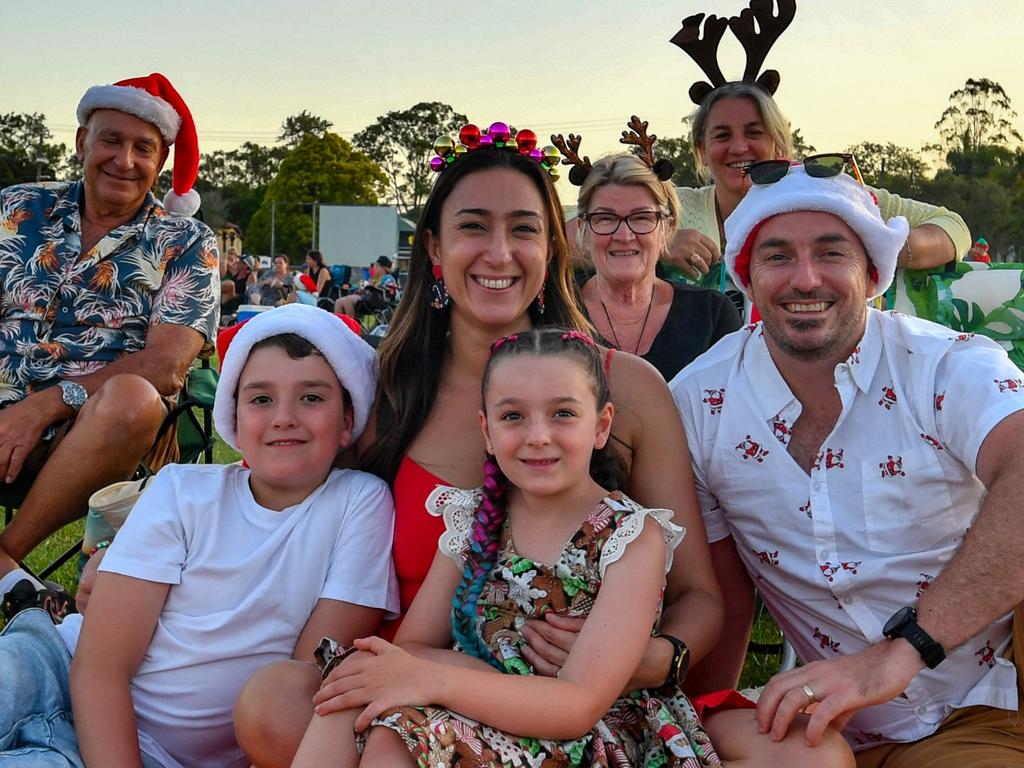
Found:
[802,683,817,707]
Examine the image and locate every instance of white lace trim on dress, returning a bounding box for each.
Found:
[597,497,684,580]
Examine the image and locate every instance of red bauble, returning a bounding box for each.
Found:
[459,124,481,149]
[514,128,537,154]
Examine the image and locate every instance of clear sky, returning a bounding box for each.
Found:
[6,0,1022,198]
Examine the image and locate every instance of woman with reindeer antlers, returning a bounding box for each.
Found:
[569,0,968,306]
[553,118,742,382]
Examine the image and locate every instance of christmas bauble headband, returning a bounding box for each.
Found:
[430,121,562,180]
[670,0,796,106]
[550,115,676,187]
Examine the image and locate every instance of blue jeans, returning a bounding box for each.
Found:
[0,608,81,767]
[0,609,165,768]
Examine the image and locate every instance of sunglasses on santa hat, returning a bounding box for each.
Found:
[744,153,865,187]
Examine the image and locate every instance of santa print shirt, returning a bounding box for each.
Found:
[670,309,1023,749]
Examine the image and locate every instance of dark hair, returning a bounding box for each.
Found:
[361,147,593,483]
[450,328,626,666]
[247,333,348,407]
[376,255,393,270]
[273,253,289,264]
[306,249,325,269]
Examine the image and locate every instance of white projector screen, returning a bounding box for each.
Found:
[318,205,399,268]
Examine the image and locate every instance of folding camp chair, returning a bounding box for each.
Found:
[0,356,219,580]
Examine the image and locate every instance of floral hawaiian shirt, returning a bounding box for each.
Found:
[671,309,1024,749]
[0,181,219,402]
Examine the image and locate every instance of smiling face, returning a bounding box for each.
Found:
[583,183,665,289]
[480,354,612,501]
[426,167,549,333]
[698,96,779,204]
[76,109,168,218]
[235,344,353,510]
[749,211,875,365]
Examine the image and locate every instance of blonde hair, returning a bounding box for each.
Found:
[575,153,680,257]
[690,83,794,183]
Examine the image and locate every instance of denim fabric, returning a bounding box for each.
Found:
[0,608,81,767]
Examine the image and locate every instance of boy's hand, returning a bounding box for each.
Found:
[76,546,109,613]
[312,636,439,730]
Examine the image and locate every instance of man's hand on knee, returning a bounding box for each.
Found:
[0,397,59,484]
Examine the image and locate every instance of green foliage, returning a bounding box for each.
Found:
[247,132,387,258]
[353,102,468,218]
[790,128,816,158]
[279,110,334,149]
[0,112,70,187]
[846,141,929,197]
[935,78,1022,176]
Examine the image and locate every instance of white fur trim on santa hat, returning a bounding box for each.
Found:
[77,85,182,142]
[213,304,378,450]
[163,188,201,217]
[724,165,910,300]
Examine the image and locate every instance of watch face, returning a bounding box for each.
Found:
[883,606,915,637]
[60,381,87,409]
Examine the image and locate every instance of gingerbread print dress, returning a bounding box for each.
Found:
[371,489,723,767]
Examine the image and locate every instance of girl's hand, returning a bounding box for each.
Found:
[521,614,584,676]
[312,636,439,730]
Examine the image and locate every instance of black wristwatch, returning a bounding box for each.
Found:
[883,607,945,669]
[655,633,690,689]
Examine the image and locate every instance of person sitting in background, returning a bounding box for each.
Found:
[306,249,332,295]
[253,254,295,306]
[558,120,741,381]
[0,304,397,767]
[335,255,399,320]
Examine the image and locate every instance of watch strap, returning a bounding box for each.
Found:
[654,633,690,689]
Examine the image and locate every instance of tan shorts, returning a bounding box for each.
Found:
[856,606,1024,768]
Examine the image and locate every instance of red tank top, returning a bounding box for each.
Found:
[380,455,452,639]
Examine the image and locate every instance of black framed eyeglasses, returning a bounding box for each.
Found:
[583,210,666,236]
[744,153,865,186]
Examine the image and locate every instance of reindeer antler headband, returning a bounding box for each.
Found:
[670,0,796,106]
[551,115,675,187]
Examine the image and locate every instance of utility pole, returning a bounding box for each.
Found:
[270,200,276,257]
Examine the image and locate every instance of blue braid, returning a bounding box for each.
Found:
[451,455,508,670]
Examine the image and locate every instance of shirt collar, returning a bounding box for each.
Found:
[48,179,160,232]
[740,310,883,416]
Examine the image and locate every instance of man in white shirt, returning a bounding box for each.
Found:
[670,164,1024,766]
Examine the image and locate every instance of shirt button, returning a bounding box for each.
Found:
[812,482,822,491]
[915,705,928,715]
[61,306,70,314]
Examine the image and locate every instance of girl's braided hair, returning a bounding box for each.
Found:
[450,328,627,667]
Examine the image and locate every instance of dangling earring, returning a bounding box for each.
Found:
[430,264,449,310]
[535,270,547,316]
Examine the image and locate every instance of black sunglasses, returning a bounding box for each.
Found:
[745,153,864,186]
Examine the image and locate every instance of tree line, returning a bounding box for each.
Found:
[3,78,1021,261]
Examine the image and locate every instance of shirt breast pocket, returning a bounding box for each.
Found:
[861,447,954,553]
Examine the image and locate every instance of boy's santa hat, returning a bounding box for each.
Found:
[77,72,201,216]
[724,165,909,301]
[213,304,378,449]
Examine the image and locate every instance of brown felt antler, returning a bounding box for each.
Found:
[729,0,796,95]
[550,133,594,185]
[669,12,730,106]
[619,116,658,168]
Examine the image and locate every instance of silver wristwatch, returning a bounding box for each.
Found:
[58,380,88,412]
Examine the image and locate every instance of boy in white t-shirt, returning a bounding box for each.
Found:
[0,304,398,768]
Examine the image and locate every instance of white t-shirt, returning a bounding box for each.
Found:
[671,310,1024,748]
[97,463,399,768]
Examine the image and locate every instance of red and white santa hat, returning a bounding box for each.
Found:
[724,165,909,301]
[77,72,201,216]
[213,304,379,450]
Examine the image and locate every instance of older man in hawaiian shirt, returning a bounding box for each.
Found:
[672,165,1024,766]
[0,73,218,613]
